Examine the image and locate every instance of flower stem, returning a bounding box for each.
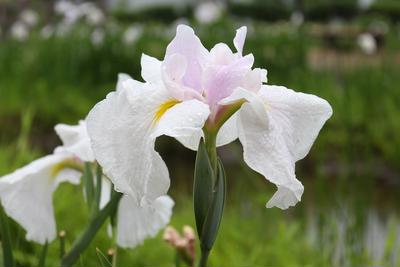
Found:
[199,249,210,267]
[61,192,122,267]
[38,241,48,267]
[0,204,14,267]
[204,130,218,177]
[197,130,220,267]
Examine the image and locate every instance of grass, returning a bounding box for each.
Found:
[0,20,400,266]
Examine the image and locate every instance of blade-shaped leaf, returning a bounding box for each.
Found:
[193,139,214,238]
[95,248,112,267]
[38,241,48,267]
[83,163,94,210]
[61,192,122,267]
[200,158,226,251]
[0,204,14,267]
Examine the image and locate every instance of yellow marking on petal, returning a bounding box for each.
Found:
[264,101,269,111]
[50,159,84,177]
[153,99,181,124]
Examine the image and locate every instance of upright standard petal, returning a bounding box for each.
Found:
[116,73,133,92]
[54,120,94,162]
[165,25,208,93]
[203,56,254,108]
[236,85,332,209]
[233,26,247,55]
[0,153,80,244]
[141,54,162,84]
[116,195,174,248]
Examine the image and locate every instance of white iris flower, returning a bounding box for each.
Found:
[87,25,332,210]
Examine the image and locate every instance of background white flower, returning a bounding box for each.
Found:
[0,120,174,247]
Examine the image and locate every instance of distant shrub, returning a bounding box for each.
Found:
[367,0,400,22]
[304,0,359,21]
[228,0,291,21]
[113,5,192,23]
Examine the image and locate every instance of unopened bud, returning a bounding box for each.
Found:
[175,238,188,249]
[183,225,195,242]
[163,226,180,246]
[107,248,115,257]
[59,230,66,238]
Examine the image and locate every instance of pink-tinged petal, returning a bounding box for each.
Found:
[219,87,258,106]
[209,43,235,65]
[258,68,268,83]
[204,54,254,108]
[165,25,208,93]
[242,68,264,92]
[162,53,188,100]
[233,26,247,55]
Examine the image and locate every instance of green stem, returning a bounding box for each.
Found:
[0,204,14,267]
[38,241,48,267]
[59,231,66,259]
[199,249,210,267]
[204,130,218,177]
[61,192,122,267]
[198,131,218,267]
[83,163,95,211]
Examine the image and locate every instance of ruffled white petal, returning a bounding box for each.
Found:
[116,195,174,248]
[260,85,333,161]
[54,120,95,162]
[116,73,133,92]
[141,54,162,83]
[99,177,112,209]
[152,99,210,150]
[237,98,303,209]
[0,153,80,244]
[219,87,258,105]
[257,68,268,83]
[86,83,171,205]
[216,113,238,147]
[236,85,332,209]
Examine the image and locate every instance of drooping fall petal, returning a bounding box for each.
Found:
[0,153,80,244]
[87,76,209,204]
[54,120,95,162]
[116,195,174,248]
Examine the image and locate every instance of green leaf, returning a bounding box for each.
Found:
[200,158,226,251]
[61,192,122,267]
[95,248,112,267]
[91,165,103,215]
[193,139,214,238]
[38,241,48,267]
[83,163,95,210]
[0,204,14,267]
